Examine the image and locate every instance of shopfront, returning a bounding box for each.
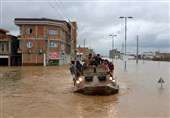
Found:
[48,52,60,66]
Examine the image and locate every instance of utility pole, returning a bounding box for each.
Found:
[136,35,139,64]
[121,42,124,60]
[119,16,133,71]
[109,34,117,63]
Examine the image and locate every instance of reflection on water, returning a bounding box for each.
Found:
[0,60,169,118]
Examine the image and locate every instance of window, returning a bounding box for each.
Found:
[60,30,64,37]
[61,43,65,50]
[49,41,57,48]
[26,41,33,48]
[1,43,5,52]
[48,30,58,36]
[0,42,8,53]
[27,27,33,34]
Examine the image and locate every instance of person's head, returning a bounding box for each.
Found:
[71,61,75,65]
[97,54,100,57]
[76,60,80,64]
[104,59,109,64]
[101,59,104,63]
[109,62,112,65]
[88,53,92,59]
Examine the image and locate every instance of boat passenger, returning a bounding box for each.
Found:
[95,54,102,66]
[108,62,114,76]
[84,53,93,66]
[99,60,109,72]
[76,60,83,77]
[91,54,101,66]
[69,61,77,86]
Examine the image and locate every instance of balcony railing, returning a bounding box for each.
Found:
[0,52,9,55]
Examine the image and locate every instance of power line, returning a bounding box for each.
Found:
[47,0,65,19]
[54,0,68,20]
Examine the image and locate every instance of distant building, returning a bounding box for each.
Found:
[153,51,170,61]
[76,47,94,60]
[0,28,21,66]
[15,18,77,66]
[142,52,155,60]
[109,49,121,59]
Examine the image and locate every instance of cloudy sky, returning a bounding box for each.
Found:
[0,0,169,56]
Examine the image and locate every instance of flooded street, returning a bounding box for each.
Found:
[0,60,169,118]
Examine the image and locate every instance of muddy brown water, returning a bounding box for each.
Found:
[0,60,169,118]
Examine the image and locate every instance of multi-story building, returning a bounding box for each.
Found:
[70,22,77,60]
[0,28,21,66]
[15,18,77,66]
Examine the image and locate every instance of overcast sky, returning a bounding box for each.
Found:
[0,0,169,55]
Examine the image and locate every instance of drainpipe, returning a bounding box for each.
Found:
[43,53,46,66]
[8,40,11,66]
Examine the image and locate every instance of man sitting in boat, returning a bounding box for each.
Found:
[75,60,83,77]
[84,53,93,67]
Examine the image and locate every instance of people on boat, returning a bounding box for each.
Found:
[71,53,115,83]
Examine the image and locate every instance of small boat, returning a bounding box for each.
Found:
[74,66,119,95]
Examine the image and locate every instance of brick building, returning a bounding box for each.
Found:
[153,51,170,61]
[76,47,94,60]
[15,18,77,66]
[0,28,21,66]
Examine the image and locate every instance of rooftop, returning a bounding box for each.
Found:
[15,18,67,23]
[0,28,9,34]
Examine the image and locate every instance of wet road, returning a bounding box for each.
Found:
[0,60,169,118]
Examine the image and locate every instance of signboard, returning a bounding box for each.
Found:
[49,52,60,60]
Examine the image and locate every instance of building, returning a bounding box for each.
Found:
[0,28,21,66]
[76,47,94,60]
[153,51,170,61]
[109,49,121,59]
[142,51,155,60]
[70,22,77,61]
[15,18,77,66]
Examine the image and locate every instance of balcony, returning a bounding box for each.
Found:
[0,51,9,55]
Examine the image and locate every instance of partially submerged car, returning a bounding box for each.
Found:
[74,65,119,95]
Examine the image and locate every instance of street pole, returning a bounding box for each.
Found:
[43,53,46,66]
[119,16,133,71]
[124,17,127,71]
[136,35,139,64]
[112,37,113,62]
[109,34,117,63]
[84,39,86,48]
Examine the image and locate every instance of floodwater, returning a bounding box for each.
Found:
[0,60,169,118]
